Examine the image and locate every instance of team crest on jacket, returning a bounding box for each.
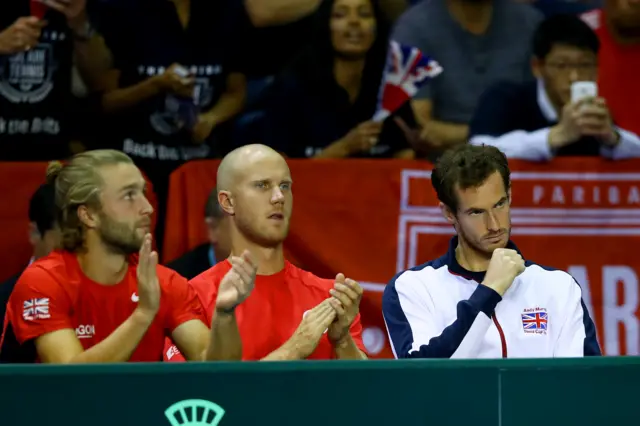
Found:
[521,307,548,334]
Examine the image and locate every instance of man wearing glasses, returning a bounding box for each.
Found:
[468,14,640,161]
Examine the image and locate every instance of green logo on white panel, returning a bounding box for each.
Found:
[165,399,226,426]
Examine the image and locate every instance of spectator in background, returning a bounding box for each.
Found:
[0,0,109,161]
[263,0,416,159]
[235,0,409,146]
[392,0,543,158]
[94,0,249,252]
[582,0,640,136]
[0,182,60,362]
[469,15,640,160]
[167,188,230,280]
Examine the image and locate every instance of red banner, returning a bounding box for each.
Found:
[165,158,640,358]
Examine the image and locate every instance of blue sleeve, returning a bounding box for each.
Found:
[579,295,601,356]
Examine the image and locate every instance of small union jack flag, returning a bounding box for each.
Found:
[23,298,50,321]
[373,40,443,122]
[521,312,548,331]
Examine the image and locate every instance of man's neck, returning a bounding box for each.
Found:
[229,236,285,276]
[334,58,366,103]
[77,239,129,285]
[455,239,491,272]
[446,0,493,35]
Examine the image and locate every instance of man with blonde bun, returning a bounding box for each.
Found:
[0,149,232,363]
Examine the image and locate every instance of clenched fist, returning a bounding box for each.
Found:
[482,248,525,296]
[154,63,195,98]
[340,121,384,154]
[0,17,46,55]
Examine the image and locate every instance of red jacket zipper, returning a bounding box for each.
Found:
[492,314,508,358]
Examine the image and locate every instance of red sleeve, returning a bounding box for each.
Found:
[161,268,222,362]
[188,273,219,325]
[163,338,186,362]
[8,266,73,343]
[161,270,207,332]
[349,312,367,354]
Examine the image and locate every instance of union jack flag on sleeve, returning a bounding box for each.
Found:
[373,40,443,122]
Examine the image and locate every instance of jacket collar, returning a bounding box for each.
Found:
[445,236,523,283]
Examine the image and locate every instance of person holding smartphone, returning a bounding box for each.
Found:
[467,14,640,161]
[0,0,110,161]
[92,0,250,253]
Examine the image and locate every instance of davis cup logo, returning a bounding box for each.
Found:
[165,399,225,426]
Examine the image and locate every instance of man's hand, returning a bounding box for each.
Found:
[577,97,618,145]
[339,121,383,154]
[482,248,525,296]
[327,273,363,344]
[550,97,618,149]
[154,64,195,98]
[136,233,161,318]
[0,17,46,54]
[215,250,257,313]
[284,299,337,359]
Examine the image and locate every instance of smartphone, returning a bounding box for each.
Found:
[571,81,598,103]
[30,0,48,19]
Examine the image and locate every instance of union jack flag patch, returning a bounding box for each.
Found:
[23,298,50,321]
[521,311,548,332]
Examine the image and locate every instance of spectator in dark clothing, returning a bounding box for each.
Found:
[469,14,640,160]
[167,188,230,280]
[0,0,109,161]
[94,0,249,253]
[0,182,59,363]
[263,0,416,159]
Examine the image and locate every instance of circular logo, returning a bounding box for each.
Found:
[362,327,386,355]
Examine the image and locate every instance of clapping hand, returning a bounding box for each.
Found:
[327,273,363,344]
[215,250,257,313]
[136,234,160,317]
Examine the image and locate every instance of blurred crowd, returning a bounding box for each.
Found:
[2,0,640,252]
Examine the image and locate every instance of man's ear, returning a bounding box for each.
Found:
[218,191,234,216]
[28,222,40,246]
[77,205,99,229]
[531,56,543,79]
[439,202,456,225]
